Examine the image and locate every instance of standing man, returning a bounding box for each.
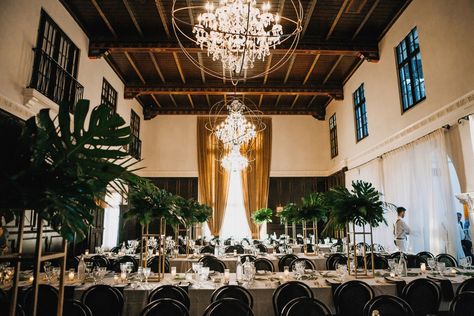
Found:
[393,207,410,252]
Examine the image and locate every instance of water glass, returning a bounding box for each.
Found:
[387,259,396,271]
[427,258,436,272]
[199,267,210,282]
[437,262,446,276]
[466,256,472,269]
[143,267,151,283]
[336,263,347,281]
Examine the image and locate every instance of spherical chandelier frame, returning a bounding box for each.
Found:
[172,0,303,82]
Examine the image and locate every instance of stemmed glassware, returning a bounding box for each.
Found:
[336,263,347,281]
[293,262,305,280]
[427,258,436,274]
[387,259,396,272]
[143,267,151,283]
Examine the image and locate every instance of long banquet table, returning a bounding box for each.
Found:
[68,270,468,316]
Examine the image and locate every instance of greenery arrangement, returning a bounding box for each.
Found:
[0,100,140,241]
[251,208,273,224]
[277,203,299,224]
[296,192,328,223]
[324,180,392,232]
[124,179,178,227]
[174,197,212,226]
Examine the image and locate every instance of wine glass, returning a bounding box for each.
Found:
[427,258,436,273]
[85,262,94,279]
[52,267,61,283]
[44,265,53,283]
[437,262,446,276]
[126,262,133,276]
[387,259,396,272]
[143,267,151,283]
[336,263,347,281]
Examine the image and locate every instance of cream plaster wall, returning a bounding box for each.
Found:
[0,0,143,125]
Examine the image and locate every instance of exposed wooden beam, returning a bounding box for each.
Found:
[148,52,166,83]
[258,95,263,108]
[144,107,325,117]
[123,0,143,37]
[283,55,297,84]
[378,0,412,41]
[90,0,117,38]
[124,52,146,84]
[154,0,170,38]
[290,95,300,109]
[352,0,380,40]
[301,0,318,37]
[275,95,281,107]
[326,0,350,40]
[206,95,211,108]
[104,55,126,83]
[263,54,273,85]
[125,83,343,99]
[169,95,178,107]
[306,95,318,108]
[151,94,162,108]
[185,0,206,83]
[197,53,206,83]
[343,57,364,85]
[303,54,320,85]
[323,55,344,85]
[187,95,195,108]
[172,52,186,84]
[89,40,379,59]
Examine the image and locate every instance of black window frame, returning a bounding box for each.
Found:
[29,9,83,113]
[100,78,118,113]
[353,83,369,142]
[129,110,141,160]
[396,27,426,112]
[329,113,338,158]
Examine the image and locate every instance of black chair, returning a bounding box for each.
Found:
[141,298,189,316]
[296,237,304,244]
[199,255,218,265]
[436,254,458,267]
[63,299,93,316]
[255,243,268,253]
[281,297,331,316]
[147,255,170,273]
[289,258,316,271]
[89,255,110,268]
[110,246,120,253]
[195,238,204,246]
[370,244,386,252]
[402,278,441,316]
[210,285,253,308]
[241,238,251,246]
[389,251,407,262]
[363,295,414,316]
[200,245,215,254]
[23,284,58,316]
[225,245,237,253]
[456,277,474,295]
[254,258,275,272]
[2,288,26,316]
[203,298,254,316]
[367,253,389,269]
[416,251,435,261]
[273,281,313,316]
[240,255,257,263]
[278,254,298,271]
[234,245,245,254]
[357,242,370,251]
[148,285,190,309]
[81,284,123,316]
[113,255,138,272]
[224,238,233,246]
[201,257,226,273]
[449,292,474,316]
[406,254,427,269]
[326,253,347,270]
[334,280,374,316]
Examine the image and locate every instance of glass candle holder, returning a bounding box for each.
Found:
[84,249,89,256]
[171,266,177,278]
[68,269,75,281]
[283,266,290,278]
[224,269,230,280]
[420,263,426,273]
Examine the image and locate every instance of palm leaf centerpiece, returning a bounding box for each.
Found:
[297,192,328,222]
[251,208,273,225]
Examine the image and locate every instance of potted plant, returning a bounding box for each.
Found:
[277,203,299,242]
[251,208,273,239]
[297,192,328,254]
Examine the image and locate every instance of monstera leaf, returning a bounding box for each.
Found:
[324,180,393,233]
[296,192,328,222]
[277,203,299,224]
[3,100,141,241]
[252,208,273,224]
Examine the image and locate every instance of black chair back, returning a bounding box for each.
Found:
[273,281,313,316]
[148,285,190,309]
[281,297,331,316]
[240,255,256,263]
[203,298,254,316]
[363,295,414,316]
[256,243,268,253]
[200,245,215,254]
[234,245,245,254]
[416,251,434,261]
[89,255,109,268]
[200,257,226,273]
[334,280,374,316]
[23,284,58,316]
[456,277,474,295]
[296,237,304,244]
[436,254,458,267]
[278,254,298,271]
[141,298,189,316]
[406,254,427,269]
[289,258,316,271]
[370,244,385,252]
[254,258,275,272]
[81,284,123,316]
[389,251,407,262]
[211,285,253,308]
[147,255,170,273]
[367,254,389,269]
[450,292,474,316]
[2,288,26,316]
[110,246,120,253]
[326,254,347,270]
[225,245,236,253]
[63,299,93,316]
[113,255,138,272]
[402,278,441,316]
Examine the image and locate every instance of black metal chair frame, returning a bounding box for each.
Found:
[278,254,298,271]
[148,284,190,309]
[203,298,254,316]
[334,280,375,316]
[363,295,415,316]
[272,281,313,316]
[81,284,124,316]
[289,258,316,271]
[281,297,331,316]
[140,298,189,316]
[210,285,254,308]
[401,278,441,315]
[254,258,275,272]
[449,291,474,316]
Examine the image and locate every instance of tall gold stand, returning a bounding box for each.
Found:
[346,223,375,279]
[174,224,191,257]
[302,220,318,256]
[140,217,166,281]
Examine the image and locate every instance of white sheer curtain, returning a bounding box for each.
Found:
[103,191,122,249]
[382,130,462,258]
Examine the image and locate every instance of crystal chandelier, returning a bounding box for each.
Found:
[172,0,303,81]
[193,0,283,74]
[221,145,249,172]
[215,100,256,149]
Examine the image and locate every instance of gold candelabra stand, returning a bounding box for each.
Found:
[302,219,318,256]
[346,222,375,279]
[140,217,166,281]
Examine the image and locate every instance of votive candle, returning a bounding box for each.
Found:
[224,269,230,280]
[29,276,34,283]
[68,271,75,281]
[284,266,290,278]
[420,263,426,273]
[171,266,177,278]
[120,272,127,281]
[84,249,89,256]
[233,250,237,256]
[113,274,119,283]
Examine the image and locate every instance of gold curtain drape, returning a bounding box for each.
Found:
[242,118,272,239]
[197,117,229,236]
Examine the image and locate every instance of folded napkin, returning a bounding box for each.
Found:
[384,276,406,297]
[427,275,454,300]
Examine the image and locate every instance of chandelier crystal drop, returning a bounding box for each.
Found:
[193,0,283,74]
[215,99,256,148]
[221,145,249,172]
